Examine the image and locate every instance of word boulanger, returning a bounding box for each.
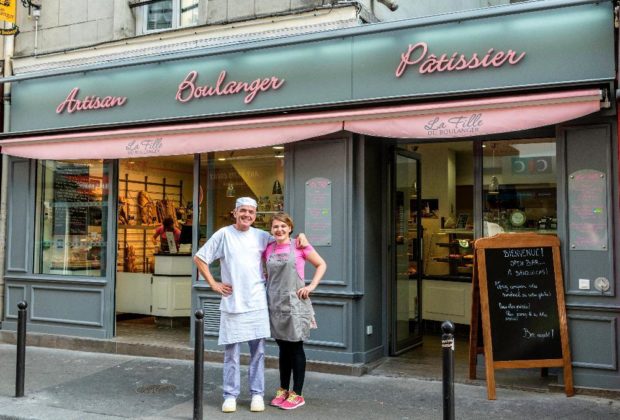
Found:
[176,70,285,104]
[56,88,127,114]
[396,42,526,77]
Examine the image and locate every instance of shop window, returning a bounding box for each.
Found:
[482,139,557,236]
[144,0,199,32]
[116,156,194,274]
[199,146,285,245]
[34,160,110,277]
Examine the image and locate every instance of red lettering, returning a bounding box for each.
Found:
[490,51,506,67]
[244,79,262,103]
[395,43,526,76]
[419,54,438,74]
[175,71,197,103]
[222,81,238,95]
[56,87,127,114]
[56,87,79,113]
[214,70,227,95]
[467,53,482,70]
[453,55,469,71]
[175,70,285,105]
[395,42,427,77]
[480,48,495,68]
[446,52,460,71]
[271,77,285,90]
[507,50,526,65]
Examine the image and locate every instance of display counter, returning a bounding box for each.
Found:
[116,253,192,319]
[152,253,192,318]
[422,279,472,325]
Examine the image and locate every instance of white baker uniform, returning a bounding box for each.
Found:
[194,225,271,345]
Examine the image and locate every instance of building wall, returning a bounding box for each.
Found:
[359,136,385,361]
[559,118,620,389]
[11,0,517,58]
[14,0,135,57]
[373,0,509,21]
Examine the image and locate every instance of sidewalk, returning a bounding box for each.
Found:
[1,343,619,420]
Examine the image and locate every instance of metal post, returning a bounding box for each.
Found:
[193,309,205,420]
[441,320,455,420]
[15,301,28,398]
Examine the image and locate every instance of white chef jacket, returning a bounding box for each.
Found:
[195,225,271,314]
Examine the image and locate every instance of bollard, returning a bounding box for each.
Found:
[15,301,28,398]
[441,320,455,420]
[193,309,205,420]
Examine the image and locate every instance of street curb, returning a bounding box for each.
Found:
[0,330,365,377]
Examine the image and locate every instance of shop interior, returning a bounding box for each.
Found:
[114,147,285,345]
[114,154,195,344]
[389,138,558,385]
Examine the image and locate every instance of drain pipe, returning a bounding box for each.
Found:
[0,19,15,326]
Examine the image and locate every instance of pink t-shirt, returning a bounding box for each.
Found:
[155,225,181,243]
[262,241,315,280]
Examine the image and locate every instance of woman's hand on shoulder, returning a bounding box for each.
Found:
[295,233,309,248]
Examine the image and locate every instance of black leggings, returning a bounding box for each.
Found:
[276,339,306,395]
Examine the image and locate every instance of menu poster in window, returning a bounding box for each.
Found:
[53,164,91,235]
[568,169,608,251]
[469,233,573,400]
[304,177,332,246]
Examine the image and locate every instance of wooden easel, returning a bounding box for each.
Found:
[469,233,574,400]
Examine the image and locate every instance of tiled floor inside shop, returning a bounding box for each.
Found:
[115,315,191,349]
[114,316,558,392]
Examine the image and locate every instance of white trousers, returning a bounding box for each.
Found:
[222,338,265,399]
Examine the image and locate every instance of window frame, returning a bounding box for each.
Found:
[141,0,200,34]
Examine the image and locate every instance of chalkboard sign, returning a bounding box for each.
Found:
[469,233,573,400]
[485,247,562,361]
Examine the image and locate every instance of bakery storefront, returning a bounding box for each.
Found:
[1,0,619,390]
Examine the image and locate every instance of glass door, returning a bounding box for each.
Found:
[391,150,423,354]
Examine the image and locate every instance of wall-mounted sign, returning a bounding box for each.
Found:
[7,1,614,133]
[56,88,127,114]
[568,169,608,251]
[175,70,285,104]
[0,0,16,24]
[395,42,525,77]
[304,177,332,246]
[423,113,483,136]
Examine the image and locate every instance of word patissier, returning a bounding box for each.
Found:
[176,70,285,104]
[396,42,526,77]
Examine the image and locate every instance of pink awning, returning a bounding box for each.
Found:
[344,89,602,139]
[0,89,601,160]
[0,119,343,160]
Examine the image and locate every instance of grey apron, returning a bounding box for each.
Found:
[266,242,313,341]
